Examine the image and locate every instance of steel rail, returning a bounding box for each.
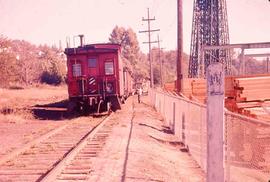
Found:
[39,113,114,182]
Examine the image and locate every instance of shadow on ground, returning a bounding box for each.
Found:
[139,123,174,134]
[32,100,73,120]
[32,100,106,120]
[139,122,186,150]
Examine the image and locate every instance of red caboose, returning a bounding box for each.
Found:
[65,41,133,113]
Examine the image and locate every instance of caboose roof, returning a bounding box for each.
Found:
[64,43,121,55]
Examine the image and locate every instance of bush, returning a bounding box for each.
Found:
[40,71,63,85]
[8,85,24,90]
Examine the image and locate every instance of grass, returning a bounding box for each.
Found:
[0,84,68,123]
[45,144,55,151]
[8,85,24,90]
[5,160,15,166]
[0,114,29,124]
[22,150,36,155]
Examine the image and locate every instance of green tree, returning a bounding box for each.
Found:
[38,45,66,85]
[11,39,41,84]
[0,36,20,86]
[109,26,149,82]
[0,35,67,87]
[109,26,140,67]
[151,48,189,84]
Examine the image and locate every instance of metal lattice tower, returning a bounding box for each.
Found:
[188,0,232,78]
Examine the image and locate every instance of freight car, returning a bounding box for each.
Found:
[65,38,133,113]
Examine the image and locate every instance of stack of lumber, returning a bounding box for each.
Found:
[225,74,270,120]
[163,82,176,92]
[234,76,270,102]
[225,76,240,98]
[188,78,207,103]
[163,79,207,103]
[162,74,270,121]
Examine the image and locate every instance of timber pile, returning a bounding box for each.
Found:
[234,76,270,101]
[182,79,206,103]
[163,74,270,121]
[164,79,207,103]
[225,75,270,119]
[164,82,175,92]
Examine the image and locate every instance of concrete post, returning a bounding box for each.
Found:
[206,62,225,182]
[172,102,176,134]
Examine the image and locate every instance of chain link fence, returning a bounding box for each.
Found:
[225,111,270,181]
[149,89,270,181]
[149,89,207,171]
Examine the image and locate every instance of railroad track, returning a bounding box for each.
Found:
[0,113,116,182]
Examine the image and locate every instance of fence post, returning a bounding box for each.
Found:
[206,62,225,182]
[173,102,176,134]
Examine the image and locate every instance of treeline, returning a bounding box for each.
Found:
[109,26,269,84]
[232,56,269,75]
[108,26,189,85]
[0,35,66,87]
[2,27,264,88]
[151,49,189,83]
[0,27,188,88]
[109,26,149,82]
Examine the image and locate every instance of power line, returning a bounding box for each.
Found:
[153,35,165,87]
[157,35,164,87]
[139,8,160,88]
[176,0,183,92]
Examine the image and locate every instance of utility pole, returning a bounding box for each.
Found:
[157,35,164,87]
[177,0,183,92]
[267,57,269,73]
[59,40,62,50]
[139,8,160,88]
[153,35,164,87]
[239,48,245,75]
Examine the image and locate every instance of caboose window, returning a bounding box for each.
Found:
[105,62,114,75]
[72,63,82,77]
[88,58,97,68]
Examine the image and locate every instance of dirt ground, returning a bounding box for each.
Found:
[0,86,205,181]
[0,85,69,158]
[88,95,205,182]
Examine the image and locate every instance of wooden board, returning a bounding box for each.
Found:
[163,74,270,121]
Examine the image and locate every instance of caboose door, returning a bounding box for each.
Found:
[87,58,99,94]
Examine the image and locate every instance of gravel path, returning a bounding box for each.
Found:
[87,96,205,182]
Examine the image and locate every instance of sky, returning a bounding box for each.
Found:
[0,0,270,54]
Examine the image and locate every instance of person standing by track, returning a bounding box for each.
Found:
[137,87,142,103]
